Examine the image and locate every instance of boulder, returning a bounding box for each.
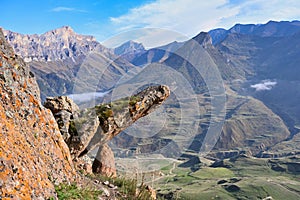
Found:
[76,154,93,175]
[44,96,79,142]
[44,96,79,115]
[88,85,170,150]
[54,110,72,140]
[92,143,117,177]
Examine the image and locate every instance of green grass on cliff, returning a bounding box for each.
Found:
[53,176,154,200]
[54,183,102,200]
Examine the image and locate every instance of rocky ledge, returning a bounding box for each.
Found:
[44,85,170,177]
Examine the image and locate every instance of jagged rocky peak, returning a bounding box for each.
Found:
[192,32,213,48]
[3,26,105,62]
[48,25,75,36]
[114,40,146,56]
[42,26,96,43]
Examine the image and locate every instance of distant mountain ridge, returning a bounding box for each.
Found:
[116,20,299,157]
[131,41,184,66]
[3,26,137,100]
[114,40,146,62]
[3,26,112,63]
[209,20,300,44]
[114,40,145,55]
[206,20,300,157]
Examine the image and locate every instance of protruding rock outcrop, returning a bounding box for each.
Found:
[0,29,76,199]
[44,85,170,176]
[43,96,80,141]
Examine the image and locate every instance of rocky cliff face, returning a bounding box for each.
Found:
[0,29,76,199]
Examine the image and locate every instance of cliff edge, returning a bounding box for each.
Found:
[0,29,76,199]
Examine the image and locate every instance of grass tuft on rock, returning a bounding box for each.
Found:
[54,183,103,200]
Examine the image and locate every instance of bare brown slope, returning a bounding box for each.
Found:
[215,93,290,154]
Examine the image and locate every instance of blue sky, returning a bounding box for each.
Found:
[1,0,151,39]
[1,0,300,47]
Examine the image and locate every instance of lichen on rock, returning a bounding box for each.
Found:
[0,29,76,199]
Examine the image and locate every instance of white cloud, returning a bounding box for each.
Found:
[51,7,86,13]
[220,0,300,28]
[109,0,300,42]
[110,0,239,38]
[68,92,108,103]
[251,80,277,91]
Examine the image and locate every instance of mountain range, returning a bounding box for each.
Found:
[2,19,300,199]
[3,26,137,100]
[2,20,300,159]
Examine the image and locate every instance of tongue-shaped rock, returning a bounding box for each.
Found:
[44,85,170,176]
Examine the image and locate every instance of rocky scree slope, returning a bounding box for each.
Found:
[0,29,77,199]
